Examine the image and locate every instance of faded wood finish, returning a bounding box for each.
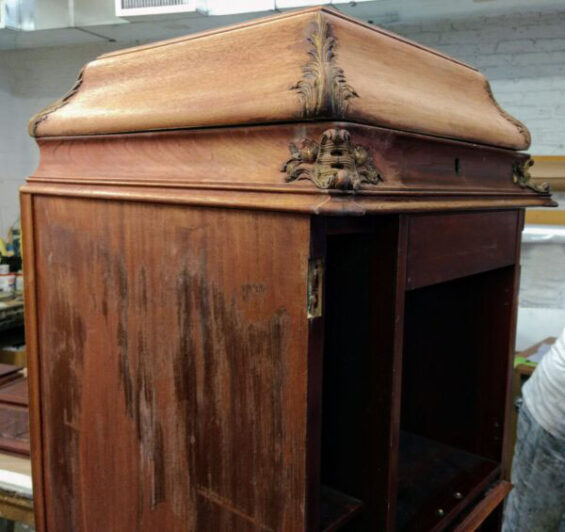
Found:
[30,8,527,150]
[21,181,554,217]
[20,192,47,532]
[30,124,547,197]
[31,197,311,531]
[22,7,555,531]
[27,121,555,213]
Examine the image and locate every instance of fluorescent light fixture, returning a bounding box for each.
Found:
[200,0,275,15]
[197,0,376,16]
[276,0,374,6]
[275,0,331,7]
[116,0,198,17]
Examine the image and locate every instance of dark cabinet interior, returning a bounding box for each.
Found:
[317,213,519,531]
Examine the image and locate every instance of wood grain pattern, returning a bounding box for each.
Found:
[22,182,555,219]
[27,123,555,217]
[31,124,533,193]
[22,7,553,528]
[406,211,519,290]
[24,198,527,530]
[20,192,47,531]
[29,7,528,150]
[31,197,311,531]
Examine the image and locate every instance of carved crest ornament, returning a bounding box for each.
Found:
[30,68,85,137]
[512,159,550,194]
[292,13,358,117]
[284,16,381,190]
[282,128,382,191]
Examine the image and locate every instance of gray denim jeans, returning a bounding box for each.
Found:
[502,403,565,532]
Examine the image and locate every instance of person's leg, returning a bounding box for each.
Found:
[503,404,565,531]
[503,402,537,531]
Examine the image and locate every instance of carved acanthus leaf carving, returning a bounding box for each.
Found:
[512,159,550,194]
[282,128,382,191]
[292,13,358,117]
[484,80,531,148]
[29,68,85,137]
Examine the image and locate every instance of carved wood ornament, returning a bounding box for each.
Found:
[29,68,85,137]
[292,13,358,117]
[512,159,550,194]
[484,80,531,148]
[282,128,382,190]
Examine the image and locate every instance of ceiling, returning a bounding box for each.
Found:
[0,0,564,50]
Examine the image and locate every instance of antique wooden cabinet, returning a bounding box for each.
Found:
[22,7,554,531]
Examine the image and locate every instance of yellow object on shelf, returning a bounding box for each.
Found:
[526,155,564,225]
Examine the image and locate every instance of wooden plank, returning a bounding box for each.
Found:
[378,215,409,532]
[0,491,34,526]
[0,378,28,407]
[0,403,30,456]
[32,197,311,531]
[406,211,519,290]
[397,432,500,532]
[500,210,524,480]
[0,376,30,456]
[305,217,327,531]
[19,192,46,532]
[452,481,512,532]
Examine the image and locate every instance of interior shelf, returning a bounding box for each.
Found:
[319,229,514,531]
[320,485,363,532]
[396,431,500,531]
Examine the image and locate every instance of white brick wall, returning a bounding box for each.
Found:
[385,9,565,155]
[0,9,564,237]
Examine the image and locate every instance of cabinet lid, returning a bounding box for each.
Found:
[29,7,529,150]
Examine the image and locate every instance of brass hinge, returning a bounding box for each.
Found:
[307,258,324,319]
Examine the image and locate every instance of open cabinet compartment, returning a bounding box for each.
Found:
[316,213,519,531]
[397,268,515,531]
[319,218,401,531]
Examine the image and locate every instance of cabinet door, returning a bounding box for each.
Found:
[26,196,312,531]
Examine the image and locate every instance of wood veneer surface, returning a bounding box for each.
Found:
[31,197,311,531]
[27,124,555,214]
[30,7,528,151]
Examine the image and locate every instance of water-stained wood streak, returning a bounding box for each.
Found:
[33,197,311,531]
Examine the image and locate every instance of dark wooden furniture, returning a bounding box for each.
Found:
[22,7,554,531]
[0,371,29,457]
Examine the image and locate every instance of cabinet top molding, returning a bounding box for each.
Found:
[29,7,529,150]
